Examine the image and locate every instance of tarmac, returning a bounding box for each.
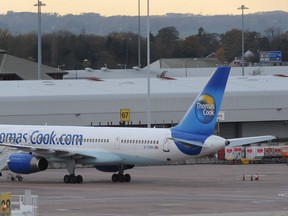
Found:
[1,164,288,216]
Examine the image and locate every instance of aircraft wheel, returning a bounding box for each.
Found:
[18,176,23,182]
[69,174,77,184]
[11,177,15,181]
[64,175,70,183]
[118,174,125,182]
[76,175,83,184]
[112,174,119,182]
[124,174,131,182]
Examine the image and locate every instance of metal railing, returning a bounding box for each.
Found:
[11,193,38,216]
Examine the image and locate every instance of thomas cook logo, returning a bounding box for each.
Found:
[195,94,216,124]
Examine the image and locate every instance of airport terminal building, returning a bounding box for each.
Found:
[0,73,287,142]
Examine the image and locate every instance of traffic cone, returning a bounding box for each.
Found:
[255,174,259,181]
[2,204,7,212]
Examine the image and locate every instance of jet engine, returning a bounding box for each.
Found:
[7,153,48,174]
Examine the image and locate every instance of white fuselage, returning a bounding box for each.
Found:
[0,124,224,166]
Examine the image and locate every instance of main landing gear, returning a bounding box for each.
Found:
[63,174,83,184]
[111,172,131,183]
[63,159,83,184]
[7,172,23,182]
[110,165,133,183]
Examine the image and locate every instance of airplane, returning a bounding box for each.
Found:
[0,66,275,184]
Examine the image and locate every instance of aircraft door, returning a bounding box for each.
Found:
[114,137,120,150]
[163,134,171,152]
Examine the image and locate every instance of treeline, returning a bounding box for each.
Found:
[0,26,287,70]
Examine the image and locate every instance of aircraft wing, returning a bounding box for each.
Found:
[0,143,95,159]
[227,135,275,147]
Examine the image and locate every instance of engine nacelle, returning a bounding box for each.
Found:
[7,153,48,174]
[95,165,134,173]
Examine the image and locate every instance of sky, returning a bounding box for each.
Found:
[0,0,287,16]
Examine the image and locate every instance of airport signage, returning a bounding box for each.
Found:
[217,112,225,121]
[120,109,130,122]
[269,51,282,62]
[260,51,282,63]
[1,192,11,216]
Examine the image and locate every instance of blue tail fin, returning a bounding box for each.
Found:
[172,66,230,137]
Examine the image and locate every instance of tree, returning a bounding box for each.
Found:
[181,35,205,57]
[196,27,221,57]
[264,27,282,50]
[151,26,180,59]
[280,31,288,62]
[221,29,242,62]
[1,26,288,70]
[244,31,261,63]
[155,26,179,46]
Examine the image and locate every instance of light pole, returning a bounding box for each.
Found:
[34,0,46,80]
[122,37,132,69]
[238,5,248,76]
[138,0,141,68]
[146,0,151,128]
[124,38,128,68]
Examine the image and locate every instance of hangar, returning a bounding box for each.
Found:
[0,49,67,80]
[0,73,287,141]
[64,58,288,80]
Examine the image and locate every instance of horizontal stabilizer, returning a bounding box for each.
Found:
[169,137,206,148]
[227,135,275,147]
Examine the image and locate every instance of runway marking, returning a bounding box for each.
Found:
[278,193,288,198]
[160,203,186,206]
[48,196,85,199]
